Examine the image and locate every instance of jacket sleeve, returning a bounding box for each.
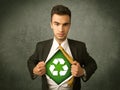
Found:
[27,43,40,80]
[81,43,97,82]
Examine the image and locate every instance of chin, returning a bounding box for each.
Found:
[58,37,66,41]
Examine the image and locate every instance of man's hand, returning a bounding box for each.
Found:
[33,61,46,76]
[71,61,84,77]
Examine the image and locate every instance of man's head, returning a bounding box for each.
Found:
[51,5,71,21]
[50,5,71,44]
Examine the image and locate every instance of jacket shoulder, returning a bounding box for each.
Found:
[36,39,53,46]
[68,39,85,46]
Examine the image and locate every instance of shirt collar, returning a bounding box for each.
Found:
[53,37,69,51]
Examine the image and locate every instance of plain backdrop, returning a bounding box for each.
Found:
[0,0,120,90]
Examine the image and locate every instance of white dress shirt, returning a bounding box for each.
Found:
[45,38,73,90]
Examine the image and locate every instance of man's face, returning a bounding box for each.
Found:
[51,14,71,43]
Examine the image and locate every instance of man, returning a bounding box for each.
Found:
[27,5,97,90]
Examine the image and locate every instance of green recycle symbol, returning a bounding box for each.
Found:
[49,58,68,76]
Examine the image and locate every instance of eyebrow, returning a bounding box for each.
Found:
[53,21,60,24]
[53,21,70,25]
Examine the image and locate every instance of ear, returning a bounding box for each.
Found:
[50,22,53,29]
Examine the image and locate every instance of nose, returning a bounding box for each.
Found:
[59,25,64,32]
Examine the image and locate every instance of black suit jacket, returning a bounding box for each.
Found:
[27,39,97,90]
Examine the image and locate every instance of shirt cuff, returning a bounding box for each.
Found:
[82,68,87,81]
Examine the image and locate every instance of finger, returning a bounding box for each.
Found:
[39,67,46,72]
[38,68,46,76]
[72,61,78,65]
[71,70,78,77]
[37,61,45,67]
[71,64,77,68]
[71,64,79,70]
[71,67,78,73]
[38,61,45,65]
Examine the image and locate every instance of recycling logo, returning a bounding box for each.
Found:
[49,58,68,76]
[46,50,71,85]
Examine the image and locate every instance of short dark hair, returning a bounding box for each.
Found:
[51,5,71,21]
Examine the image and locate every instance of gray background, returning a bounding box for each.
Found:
[0,0,120,90]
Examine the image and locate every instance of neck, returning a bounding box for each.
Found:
[57,40,63,45]
[54,37,67,45]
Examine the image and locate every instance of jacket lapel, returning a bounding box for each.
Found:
[68,39,78,61]
[42,39,78,61]
[42,39,53,61]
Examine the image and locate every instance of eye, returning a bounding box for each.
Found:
[63,23,70,26]
[54,22,60,26]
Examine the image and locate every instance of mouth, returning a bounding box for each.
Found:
[57,33,64,37]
